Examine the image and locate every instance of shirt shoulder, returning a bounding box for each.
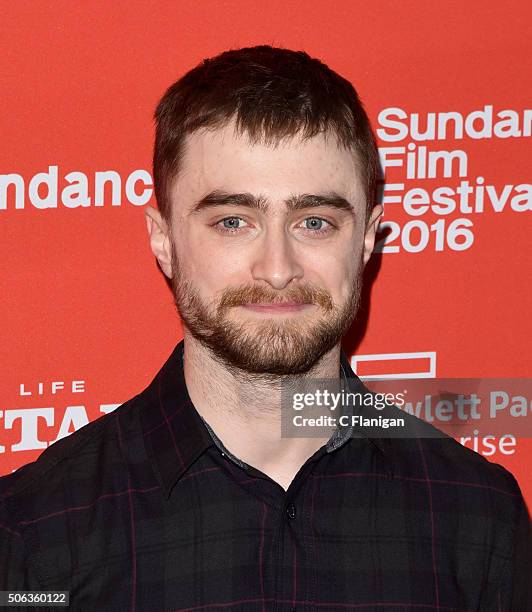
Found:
[387,405,521,497]
[0,390,143,511]
[0,390,149,590]
[384,406,531,596]
[388,407,527,555]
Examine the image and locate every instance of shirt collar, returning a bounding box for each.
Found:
[140,340,392,499]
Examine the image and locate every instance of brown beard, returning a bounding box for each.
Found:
[169,243,363,375]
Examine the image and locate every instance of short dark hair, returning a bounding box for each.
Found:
[153,45,380,223]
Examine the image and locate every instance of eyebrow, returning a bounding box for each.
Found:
[188,190,356,216]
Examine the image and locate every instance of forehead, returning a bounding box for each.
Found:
[171,119,364,214]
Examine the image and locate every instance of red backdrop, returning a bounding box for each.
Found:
[1,1,531,507]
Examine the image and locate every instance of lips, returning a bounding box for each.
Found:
[242,302,311,313]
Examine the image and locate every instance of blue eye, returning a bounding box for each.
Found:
[305,218,324,230]
[215,217,247,233]
[222,217,243,229]
[302,217,333,235]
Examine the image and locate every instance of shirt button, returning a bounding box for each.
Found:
[286,502,296,520]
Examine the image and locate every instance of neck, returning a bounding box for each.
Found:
[182,332,342,490]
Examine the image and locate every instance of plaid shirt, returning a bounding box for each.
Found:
[1,340,531,611]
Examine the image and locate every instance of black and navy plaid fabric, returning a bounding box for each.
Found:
[1,340,531,611]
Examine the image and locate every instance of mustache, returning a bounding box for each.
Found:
[217,284,334,311]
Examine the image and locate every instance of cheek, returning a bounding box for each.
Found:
[173,228,249,294]
[305,234,362,288]
[303,252,352,301]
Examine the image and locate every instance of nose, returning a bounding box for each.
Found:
[249,226,304,290]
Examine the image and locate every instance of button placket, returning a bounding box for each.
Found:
[286,502,296,520]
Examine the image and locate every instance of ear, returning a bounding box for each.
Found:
[145,206,173,279]
[362,204,384,266]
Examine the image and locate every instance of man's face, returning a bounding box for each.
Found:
[147,118,382,375]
